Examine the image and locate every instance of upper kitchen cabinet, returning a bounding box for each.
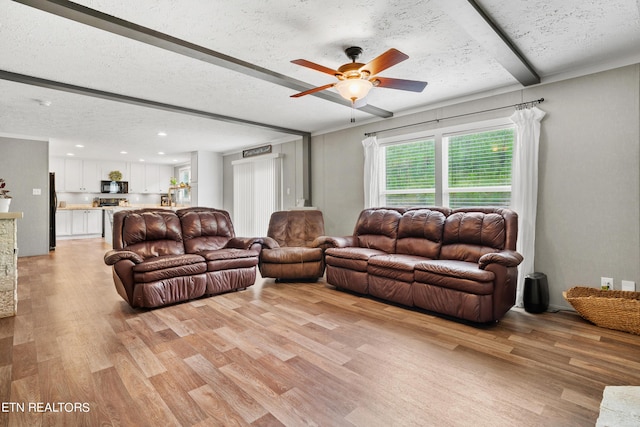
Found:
[63,159,100,192]
[100,161,128,181]
[129,163,173,194]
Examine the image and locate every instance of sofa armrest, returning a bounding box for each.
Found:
[104,249,144,266]
[226,237,264,251]
[479,250,523,269]
[313,235,356,249]
[260,236,281,249]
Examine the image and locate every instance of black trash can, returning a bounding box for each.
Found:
[523,272,549,314]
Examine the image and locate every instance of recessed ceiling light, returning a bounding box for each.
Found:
[39,100,52,107]
[157,131,167,137]
[66,153,74,156]
[158,152,165,155]
[75,144,84,148]
[120,151,127,154]
[139,159,145,162]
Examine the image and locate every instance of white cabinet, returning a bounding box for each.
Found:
[71,210,102,235]
[57,209,102,237]
[55,210,72,236]
[158,165,173,193]
[100,161,128,181]
[129,163,173,193]
[63,159,100,192]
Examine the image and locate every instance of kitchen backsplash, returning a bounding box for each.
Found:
[56,192,166,207]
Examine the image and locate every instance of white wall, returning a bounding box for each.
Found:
[310,64,640,309]
[191,151,223,208]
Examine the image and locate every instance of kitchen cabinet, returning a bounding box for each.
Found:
[55,210,72,236]
[49,157,65,186]
[129,163,173,194]
[63,159,101,192]
[71,209,102,235]
[57,209,102,237]
[100,161,128,181]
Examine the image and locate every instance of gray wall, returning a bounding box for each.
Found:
[0,137,50,256]
[222,140,305,226]
[310,64,640,309]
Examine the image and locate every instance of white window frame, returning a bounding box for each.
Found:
[378,117,514,208]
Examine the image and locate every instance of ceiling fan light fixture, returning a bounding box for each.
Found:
[335,78,373,102]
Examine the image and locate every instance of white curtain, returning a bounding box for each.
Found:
[510,107,546,306]
[362,135,380,208]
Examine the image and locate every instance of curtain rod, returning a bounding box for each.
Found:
[364,97,544,137]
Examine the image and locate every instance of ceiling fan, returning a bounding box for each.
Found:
[290,46,428,105]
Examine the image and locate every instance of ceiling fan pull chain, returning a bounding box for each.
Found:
[350,101,356,123]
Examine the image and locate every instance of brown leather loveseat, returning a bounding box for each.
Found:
[104,207,261,308]
[321,207,523,323]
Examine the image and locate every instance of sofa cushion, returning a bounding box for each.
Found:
[368,254,430,283]
[353,208,402,253]
[200,248,259,271]
[414,260,495,294]
[440,211,506,263]
[178,208,235,253]
[201,248,258,261]
[267,210,325,247]
[325,247,387,272]
[133,254,207,283]
[118,210,185,258]
[261,247,323,264]
[396,209,447,258]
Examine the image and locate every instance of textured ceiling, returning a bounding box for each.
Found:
[1,0,639,164]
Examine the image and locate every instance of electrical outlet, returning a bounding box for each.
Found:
[622,280,636,292]
[601,277,614,290]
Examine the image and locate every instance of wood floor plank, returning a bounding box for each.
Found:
[1,238,639,426]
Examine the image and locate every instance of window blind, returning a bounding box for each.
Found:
[233,154,282,236]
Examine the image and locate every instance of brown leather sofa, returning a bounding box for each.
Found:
[259,210,326,280]
[321,207,523,323]
[104,207,261,308]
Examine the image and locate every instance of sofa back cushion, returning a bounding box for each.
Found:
[177,207,235,253]
[353,208,403,253]
[268,210,325,247]
[440,208,517,262]
[113,209,185,258]
[396,208,448,258]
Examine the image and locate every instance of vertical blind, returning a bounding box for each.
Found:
[232,154,283,236]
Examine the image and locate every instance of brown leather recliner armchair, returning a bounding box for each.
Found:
[259,210,326,280]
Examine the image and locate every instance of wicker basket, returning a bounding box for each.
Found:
[564,286,640,335]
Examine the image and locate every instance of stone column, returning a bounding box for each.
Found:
[0,212,22,318]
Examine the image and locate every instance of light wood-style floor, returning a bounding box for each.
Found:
[1,238,639,426]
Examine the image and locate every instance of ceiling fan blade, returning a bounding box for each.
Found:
[361,48,409,76]
[290,83,336,98]
[291,59,340,76]
[373,77,428,92]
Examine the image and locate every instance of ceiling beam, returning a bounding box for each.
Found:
[11,0,394,119]
[0,70,311,137]
[439,0,540,86]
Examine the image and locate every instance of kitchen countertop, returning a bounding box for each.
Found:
[58,204,185,210]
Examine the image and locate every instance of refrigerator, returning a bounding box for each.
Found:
[49,172,57,251]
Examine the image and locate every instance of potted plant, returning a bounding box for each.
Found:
[108,170,123,182]
[0,178,12,212]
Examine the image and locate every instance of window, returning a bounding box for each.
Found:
[444,127,514,208]
[176,166,191,203]
[382,138,435,206]
[379,120,515,208]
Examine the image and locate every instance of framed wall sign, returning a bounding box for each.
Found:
[243,144,272,158]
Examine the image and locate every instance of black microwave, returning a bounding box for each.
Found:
[101,180,129,194]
